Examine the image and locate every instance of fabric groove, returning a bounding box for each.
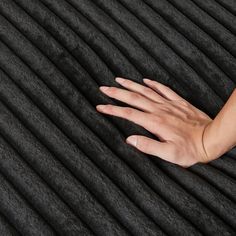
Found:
[0,14,160,189]
[0,63,171,236]
[0,213,20,236]
[210,155,236,180]
[62,0,208,115]
[0,45,197,235]
[78,0,236,230]
[0,0,236,235]
[0,0,106,104]
[24,0,236,195]
[0,13,146,164]
[0,12,145,145]
[0,40,225,235]
[0,134,94,236]
[190,164,236,203]
[11,0,159,137]
[87,0,236,202]
[36,0,202,134]
[1,65,153,235]
[143,0,236,86]
[0,29,232,236]
[153,158,236,230]
[225,148,236,158]
[0,90,133,236]
[115,0,235,102]
[0,0,188,139]
[64,0,176,81]
[39,0,142,80]
[190,0,236,36]
[13,0,117,90]
[215,0,236,16]
[93,0,227,106]
[69,0,223,117]
[167,0,236,59]
[0,172,56,236]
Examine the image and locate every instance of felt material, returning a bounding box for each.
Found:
[0,0,236,235]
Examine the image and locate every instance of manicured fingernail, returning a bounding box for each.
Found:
[126,136,137,147]
[115,77,125,84]
[99,86,109,92]
[96,105,106,111]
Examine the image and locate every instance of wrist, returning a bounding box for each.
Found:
[202,119,234,162]
[200,122,212,163]
[199,88,236,163]
[201,122,217,162]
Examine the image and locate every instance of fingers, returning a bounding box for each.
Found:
[126,135,177,164]
[143,78,185,101]
[115,77,166,103]
[96,104,163,135]
[99,85,157,113]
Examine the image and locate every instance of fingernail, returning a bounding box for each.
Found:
[115,77,125,84]
[126,136,137,147]
[99,86,109,92]
[96,105,106,111]
[143,78,152,82]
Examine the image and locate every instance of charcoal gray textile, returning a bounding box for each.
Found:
[0,0,236,235]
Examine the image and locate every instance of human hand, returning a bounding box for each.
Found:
[96,77,214,168]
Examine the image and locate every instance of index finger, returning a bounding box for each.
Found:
[96,104,166,136]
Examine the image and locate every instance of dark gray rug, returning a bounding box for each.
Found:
[0,0,236,235]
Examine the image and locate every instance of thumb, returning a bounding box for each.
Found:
[126,135,175,163]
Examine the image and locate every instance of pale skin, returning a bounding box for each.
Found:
[96,77,236,168]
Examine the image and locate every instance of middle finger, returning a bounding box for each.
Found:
[115,77,166,103]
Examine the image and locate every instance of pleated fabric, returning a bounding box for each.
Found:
[0,0,236,235]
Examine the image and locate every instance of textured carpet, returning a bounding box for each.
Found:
[0,0,236,235]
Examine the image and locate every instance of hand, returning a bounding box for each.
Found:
[96,77,214,168]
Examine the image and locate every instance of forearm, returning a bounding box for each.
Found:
[204,88,236,161]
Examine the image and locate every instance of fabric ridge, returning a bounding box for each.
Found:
[0,0,236,235]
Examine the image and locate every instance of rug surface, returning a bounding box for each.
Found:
[0,0,236,235]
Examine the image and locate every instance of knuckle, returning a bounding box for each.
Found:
[105,104,114,112]
[108,87,117,94]
[183,113,190,120]
[160,107,170,113]
[142,87,152,94]
[130,92,142,100]
[158,104,170,113]
[124,107,133,115]
[179,100,188,107]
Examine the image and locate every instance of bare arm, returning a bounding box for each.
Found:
[204,88,236,161]
[96,77,236,168]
